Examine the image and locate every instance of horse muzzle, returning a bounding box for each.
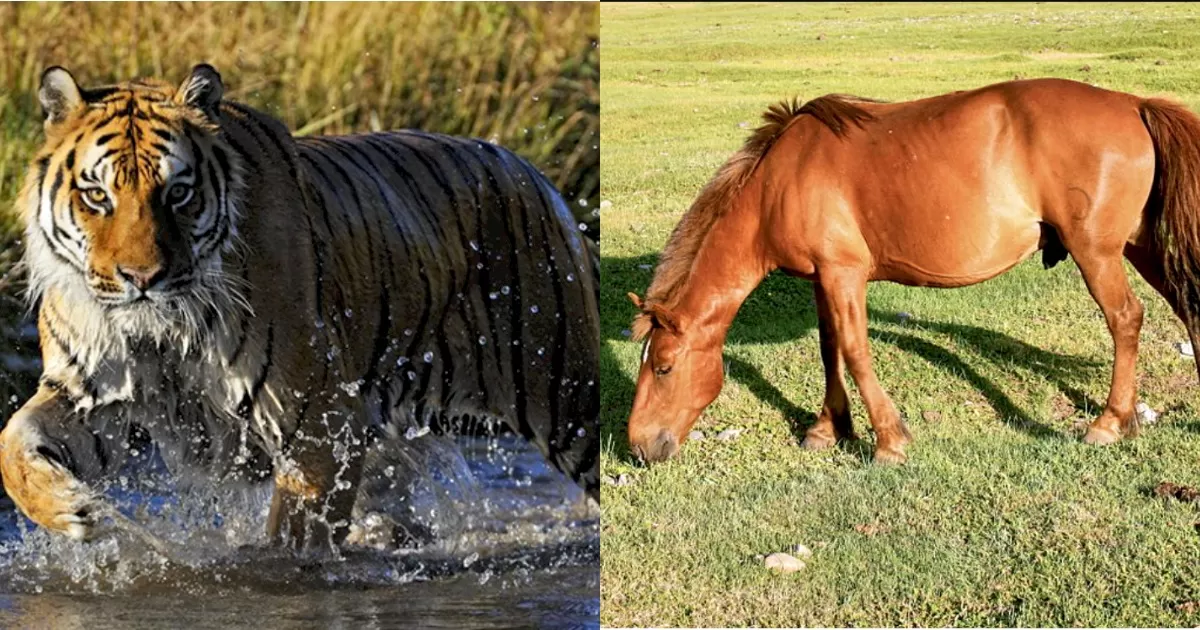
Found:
[630,428,679,464]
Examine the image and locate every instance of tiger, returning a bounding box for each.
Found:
[0,64,600,548]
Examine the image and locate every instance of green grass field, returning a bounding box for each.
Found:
[599,3,1200,627]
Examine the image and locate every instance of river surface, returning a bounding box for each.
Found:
[0,435,599,629]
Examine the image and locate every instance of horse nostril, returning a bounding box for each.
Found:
[651,429,678,462]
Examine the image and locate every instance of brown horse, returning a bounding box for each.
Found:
[627,78,1200,465]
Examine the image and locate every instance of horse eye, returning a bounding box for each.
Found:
[654,365,673,376]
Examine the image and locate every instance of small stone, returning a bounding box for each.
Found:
[637,264,653,271]
[1136,401,1159,425]
[921,410,942,423]
[1155,59,1167,66]
[599,200,613,210]
[738,121,750,129]
[897,311,913,323]
[602,475,617,486]
[1178,342,1194,357]
[716,428,743,442]
[615,474,632,486]
[688,430,706,442]
[621,329,633,338]
[791,543,813,558]
[764,552,805,573]
[1079,64,1092,72]
[816,33,826,41]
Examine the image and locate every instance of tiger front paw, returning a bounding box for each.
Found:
[0,417,99,540]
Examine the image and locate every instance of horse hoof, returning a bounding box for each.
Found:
[801,433,836,451]
[1082,425,1122,446]
[872,447,907,465]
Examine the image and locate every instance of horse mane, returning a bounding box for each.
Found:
[632,94,879,340]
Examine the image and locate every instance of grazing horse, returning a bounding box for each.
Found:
[627,78,1200,464]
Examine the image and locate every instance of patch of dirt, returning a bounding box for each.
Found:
[853,522,891,537]
[1050,393,1077,421]
[1029,51,1104,61]
[1153,482,1200,503]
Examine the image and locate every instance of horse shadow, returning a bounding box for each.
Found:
[601,254,1105,464]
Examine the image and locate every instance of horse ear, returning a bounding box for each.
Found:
[39,67,84,128]
[647,303,682,335]
[176,63,224,114]
[627,293,644,309]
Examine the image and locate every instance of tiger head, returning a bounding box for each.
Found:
[22,64,245,337]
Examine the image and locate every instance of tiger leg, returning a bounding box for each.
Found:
[0,385,102,540]
[266,406,365,551]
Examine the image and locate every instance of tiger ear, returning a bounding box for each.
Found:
[38,67,84,128]
[176,63,223,114]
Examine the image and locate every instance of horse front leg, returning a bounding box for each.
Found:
[267,404,366,551]
[1074,251,1144,445]
[815,270,911,463]
[802,281,857,450]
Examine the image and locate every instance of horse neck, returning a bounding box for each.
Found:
[670,195,770,343]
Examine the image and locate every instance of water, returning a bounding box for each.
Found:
[0,435,599,629]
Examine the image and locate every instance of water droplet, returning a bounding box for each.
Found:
[578,222,589,231]
[500,285,510,295]
[468,240,480,251]
[344,309,353,318]
[404,328,414,336]
[537,347,546,356]
[489,292,499,300]
[476,262,484,270]
[406,371,416,381]
[576,427,586,437]
[405,425,431,440]
[477,336,488,346]
[566,273,576,282]
[578,198,588,207]
[530,305,540,314]
[396,356,409,366]
[423,351,434,363]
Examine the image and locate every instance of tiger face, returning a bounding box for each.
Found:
[25,65,243,329]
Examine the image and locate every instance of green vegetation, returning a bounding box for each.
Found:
[0,2,597,409]
[600,3,1200,626]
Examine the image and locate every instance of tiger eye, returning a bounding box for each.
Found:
[166,183,193,206]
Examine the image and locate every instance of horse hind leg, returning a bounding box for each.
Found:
[802,282,858,450]
[1126,244,1200,383]
[1072,250,1145,445]
[814,270,911,463]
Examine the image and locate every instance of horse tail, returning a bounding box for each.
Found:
[1139,98,1200,331]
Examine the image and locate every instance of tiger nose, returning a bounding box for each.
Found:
[116,263,165,291]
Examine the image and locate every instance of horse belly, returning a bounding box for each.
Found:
[869,203,1043,288]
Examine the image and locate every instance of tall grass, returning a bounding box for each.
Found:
[0,1,598,410]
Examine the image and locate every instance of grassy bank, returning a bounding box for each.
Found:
[0,2,598,411]
[599,3,1200,626]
